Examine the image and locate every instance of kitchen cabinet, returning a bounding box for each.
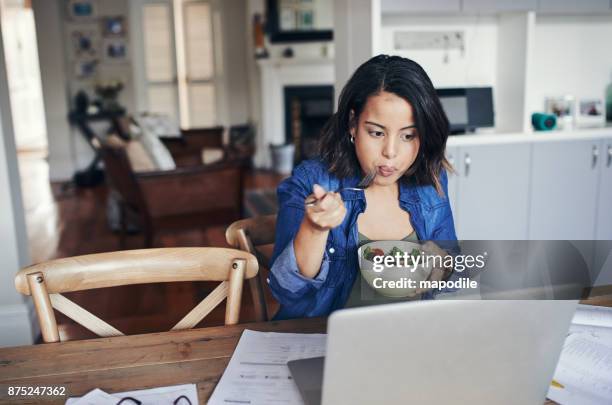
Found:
[529,139,601,239]
[596,139,612,240]
[537,0,610,13]
[380,0,461,14]
[454,143,531,240]
[462,0,537,13]
[593,139,612,286]
[445,145,459,217]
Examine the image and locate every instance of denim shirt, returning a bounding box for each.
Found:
[268,159,458,320]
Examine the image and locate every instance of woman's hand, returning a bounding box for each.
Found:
[303,184,347,231]
[294,184,346,279]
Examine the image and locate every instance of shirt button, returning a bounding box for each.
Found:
[266,278,270,284]
[329,247,335,254]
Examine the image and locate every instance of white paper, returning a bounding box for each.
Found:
[571,304,612,328]
[547,333,612,405]
[568,323,612,340]
[66,383,198,405]
[207,329,327,405]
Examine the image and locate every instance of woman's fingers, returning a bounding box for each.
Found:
[312,184,327,199]
[305,191,346,229]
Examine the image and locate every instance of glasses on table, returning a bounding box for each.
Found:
[116,395,192,405]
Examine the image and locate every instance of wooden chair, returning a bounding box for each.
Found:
[14,247,258,343]
[225,215,278,321]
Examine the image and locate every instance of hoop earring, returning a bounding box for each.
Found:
[350,134,355,144]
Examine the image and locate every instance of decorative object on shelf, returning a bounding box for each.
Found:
[531,113,557,131]
[94,81,124,112]
[267,0,333,43]
[282,47,294,58]
[545,96,575,130]
[321,43,333,58]
[253,14,269,59]
[74,90,90,114]
[102,38,128,62]
[66,0,97,21]
[575,98,605,128]
[102,16,126,37]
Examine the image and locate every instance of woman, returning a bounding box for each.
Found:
[268,55,458,320]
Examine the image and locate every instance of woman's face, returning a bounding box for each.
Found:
[350,91,420,187]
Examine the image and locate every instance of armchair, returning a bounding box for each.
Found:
[100,141,245,248]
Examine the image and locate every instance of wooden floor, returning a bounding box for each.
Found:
[17,151,285,341]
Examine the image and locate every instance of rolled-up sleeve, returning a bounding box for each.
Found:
[268,162,331,309]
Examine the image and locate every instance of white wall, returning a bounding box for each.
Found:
[65,0,135,172]
[33,0,73,181]
[527,15,612,116]
[0,21,38,347]
[380,15,499,89]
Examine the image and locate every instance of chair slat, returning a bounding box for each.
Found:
[172,282,229,330]
[50,293,124,338]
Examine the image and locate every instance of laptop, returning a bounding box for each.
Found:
[288,300,577,405]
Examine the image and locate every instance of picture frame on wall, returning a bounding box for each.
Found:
[102,16,127,37]
[102,39,128,63]
[67,0,98,21]
[74,59,98,79]
[70,28,100,59]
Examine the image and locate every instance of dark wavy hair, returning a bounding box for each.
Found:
[318,54,452,196]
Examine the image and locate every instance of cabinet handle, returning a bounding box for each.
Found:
[592,145,599,168]
[607,145,612,168]
[464,153,471,177]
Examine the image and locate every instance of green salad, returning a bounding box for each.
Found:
[363,245,421,265]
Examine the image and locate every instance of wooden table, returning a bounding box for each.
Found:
[2,292,610,405]
[0,318,327,404]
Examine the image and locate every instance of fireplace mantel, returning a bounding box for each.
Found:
[256,57,334,168]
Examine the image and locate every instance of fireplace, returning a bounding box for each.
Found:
[284,85,334,164]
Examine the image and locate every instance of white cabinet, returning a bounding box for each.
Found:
[529,139,601,239]
[462,0,537,13]
[445,145,459,217]
[596,139,612,240]
[445,134,610,244]
[381,0,461,14]
[453,143,531,240]
[537,0,610,13]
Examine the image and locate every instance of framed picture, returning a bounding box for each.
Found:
[67,0,98,21]
[545,96,575,129]
[576,98,605,128]
[74,59,98,79]
[102,16,127,37]
[102,39,128,63]
[70,28,100,59]
[267,0,332,43]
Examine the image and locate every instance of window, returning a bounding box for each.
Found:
[134,0,219,128]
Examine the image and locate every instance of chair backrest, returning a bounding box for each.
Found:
[15,247,258,343]
[225,215,277,321]
[99,142,146,212]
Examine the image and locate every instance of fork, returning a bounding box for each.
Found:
[304,170,376,207]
